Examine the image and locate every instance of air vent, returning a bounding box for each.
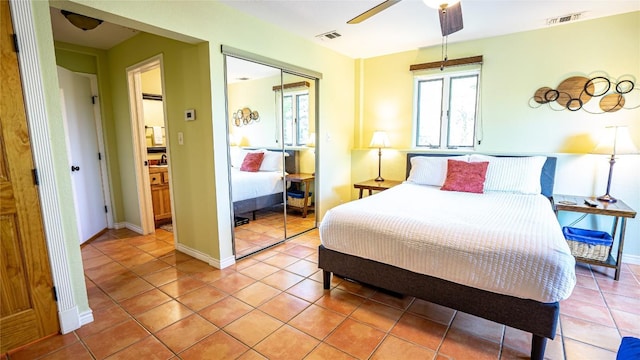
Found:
[546,12,584,26]
[316,30,342,40]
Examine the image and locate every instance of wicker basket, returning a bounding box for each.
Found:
[287,190,311,208]
[563,227,613,262]
[287,196,306,208]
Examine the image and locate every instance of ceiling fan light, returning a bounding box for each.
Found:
[422,0,460,10]
[61,10,103,31]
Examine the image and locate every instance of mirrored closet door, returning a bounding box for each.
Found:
[225,54,318,259]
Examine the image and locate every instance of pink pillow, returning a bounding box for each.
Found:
[441,159,489,194]
[240,152,264,172]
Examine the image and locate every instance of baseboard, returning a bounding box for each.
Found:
[112,222,126,229]
[622,254,640,265]
[78,309,94,327]
[176,243,236,269]
[58,306,80,334]
[124,222,143,234]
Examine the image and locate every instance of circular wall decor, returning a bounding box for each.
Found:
[599,94,625,113]
[530,75,638,114]
[556,76,593,108]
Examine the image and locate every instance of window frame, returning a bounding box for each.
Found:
[412,68,481,150]
[283,89,309,146]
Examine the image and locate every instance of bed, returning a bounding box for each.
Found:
[318,153,576,360]
[230,148,297,218]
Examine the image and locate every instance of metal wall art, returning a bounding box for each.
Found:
[232,107,260,126]
[530,75,639,113]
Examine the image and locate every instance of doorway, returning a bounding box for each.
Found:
[57,66,112,243]
[126,56,173,235]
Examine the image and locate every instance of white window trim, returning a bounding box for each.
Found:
[283,89,310,146]
[412,67,482,150]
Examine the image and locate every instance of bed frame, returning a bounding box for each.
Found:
[319,154,559,360]
[233,149,297,218]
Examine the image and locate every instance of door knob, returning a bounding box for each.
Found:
[71,165,80,172]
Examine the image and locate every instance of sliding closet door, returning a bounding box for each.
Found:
[226,56,287,258]
[280,72,317,239]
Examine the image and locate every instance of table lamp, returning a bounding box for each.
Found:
[592,126,638,203]
[370,131,390,182]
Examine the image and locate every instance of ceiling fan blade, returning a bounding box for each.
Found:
[347,0,402,24]
[439,2,463,36]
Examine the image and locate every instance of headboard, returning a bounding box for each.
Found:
[243,148,298,174]
[405,153,557,198]
[284,150,298,174]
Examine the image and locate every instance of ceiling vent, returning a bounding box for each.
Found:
[546,12,584,26]
[316,31,342,40]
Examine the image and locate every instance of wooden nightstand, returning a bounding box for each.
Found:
[553,194,637,280]
[354,179,403,199]
[286,173,314,218]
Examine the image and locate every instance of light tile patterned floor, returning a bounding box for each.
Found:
[5,228,639,359]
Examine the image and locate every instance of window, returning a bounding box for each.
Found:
[283,91,309,146]
[414,69,479,149]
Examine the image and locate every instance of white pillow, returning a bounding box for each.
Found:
[259,151,285,172]
[469,154,546,194]
[406,155,469,186]
[230,148,265,168]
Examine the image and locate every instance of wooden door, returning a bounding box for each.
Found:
[0,0,59,352]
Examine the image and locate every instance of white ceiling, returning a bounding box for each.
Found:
[50,7,139,49]
[219,0,639,59]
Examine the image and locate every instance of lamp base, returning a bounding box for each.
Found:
[374,176,384,182]
[597,194,617,203]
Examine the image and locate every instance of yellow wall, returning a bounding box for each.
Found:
[228,75,281,148]
[354,12,640,257]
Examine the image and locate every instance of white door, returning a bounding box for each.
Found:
[58,66,108,243]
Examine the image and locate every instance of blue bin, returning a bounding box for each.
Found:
[287,190,311,199]
[562,227,613,246]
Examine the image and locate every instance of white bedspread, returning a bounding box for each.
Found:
[320,183,576,303]
[231,168,284,202]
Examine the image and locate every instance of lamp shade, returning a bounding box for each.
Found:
[592,126,638,156]
[370,131,390,148]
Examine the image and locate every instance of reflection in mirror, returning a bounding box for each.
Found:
[280,72,316,239]
[226,56,286,258]
[225,56,318,259]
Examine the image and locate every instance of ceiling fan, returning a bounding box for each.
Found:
[347,0,464,37]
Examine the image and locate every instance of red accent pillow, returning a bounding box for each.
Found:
[240,152,264,172]
[441,159,489,194]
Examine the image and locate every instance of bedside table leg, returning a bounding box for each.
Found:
[614,218,627,281]
[358,189,363,199]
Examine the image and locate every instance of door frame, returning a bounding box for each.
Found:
[58,69,114,237]
[126,55,170,235]
[9,0,83,333]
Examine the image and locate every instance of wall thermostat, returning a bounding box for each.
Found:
[185,109,196,121]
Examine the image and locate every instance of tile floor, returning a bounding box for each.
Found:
[234,206,316,258]
[5,228,639,359]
